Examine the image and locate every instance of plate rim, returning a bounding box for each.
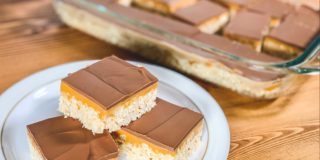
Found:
[0,60,230,160]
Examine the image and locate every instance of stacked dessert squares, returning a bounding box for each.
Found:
[26,56,204,160]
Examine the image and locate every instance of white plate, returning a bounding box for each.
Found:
[0,60,230,160]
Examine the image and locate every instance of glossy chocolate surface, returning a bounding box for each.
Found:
[224,10,270,40]
[247,0,293,19]
[173,0,228,25]
[268,6,320,49]
[27,116,118,160]
[62,56,158,110]
[123,99,203,151]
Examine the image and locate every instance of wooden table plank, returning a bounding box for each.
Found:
[0,0,319,159]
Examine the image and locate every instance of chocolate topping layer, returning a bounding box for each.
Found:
[62,56,158,110]
[247,0,293,19]
[224,10,270,40]
[173,0,228,25]
[27,116,118,160]
[122,99,203,151]
[268,6,320,49]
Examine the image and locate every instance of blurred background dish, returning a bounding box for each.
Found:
[53,0,319,99]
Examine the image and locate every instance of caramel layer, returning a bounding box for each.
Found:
[117,129,176,156]
[270,18,280,28]
[263,37,302,58]
[61,82,158,119]
[169,0,197,13]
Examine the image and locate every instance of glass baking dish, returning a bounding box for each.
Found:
[53,0,320,99]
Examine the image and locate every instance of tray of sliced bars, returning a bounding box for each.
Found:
[53,0,320,99]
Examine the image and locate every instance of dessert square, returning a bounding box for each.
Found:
[59,56,158,133]
[132,0,197,14]
[27,116,119,160]
[173,0,229,34]
[114,98,204,160]
[247,0,293,27]
[263,6,320,58]
[223,10,270,52]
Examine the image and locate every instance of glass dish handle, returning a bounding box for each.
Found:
[278,36,320,75]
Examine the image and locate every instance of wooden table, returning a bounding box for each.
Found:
[0,0,319,159]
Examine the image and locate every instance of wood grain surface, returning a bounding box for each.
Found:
[0,0,319,159]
